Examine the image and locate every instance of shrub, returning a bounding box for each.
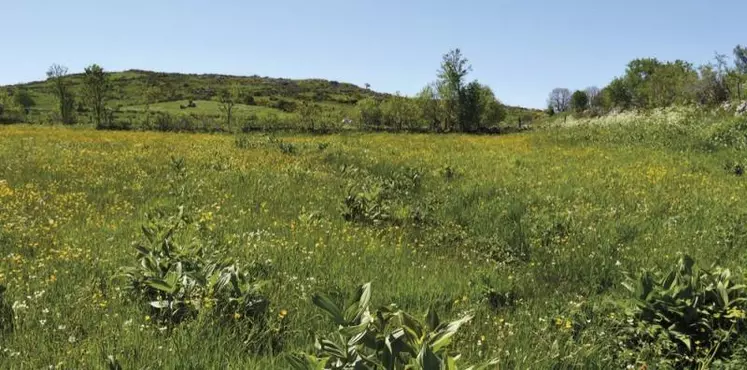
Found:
[270,99,297,113]
[277,141,297,155]
[341,166,426,226]
[287,283,497,370]
[117,207,270,327]
[619,255,747,368]
[356,98,383,128]
[154,112,175,132]
[342,189,389,225]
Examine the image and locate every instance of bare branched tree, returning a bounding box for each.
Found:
[46,64,75,124]
[548,88,571,113]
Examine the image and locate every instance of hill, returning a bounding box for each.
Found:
[1,69,541,132]
[4,69,380,120]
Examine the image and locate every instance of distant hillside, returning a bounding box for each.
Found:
[4,69,383,115]
[1,69,541,132]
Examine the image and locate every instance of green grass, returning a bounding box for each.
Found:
[2,115,747,368]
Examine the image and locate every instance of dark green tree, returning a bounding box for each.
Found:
[604,77,632,109]
[458,81,482,132]
[570,90,589,113]
[83,64,111,127]
[14,89,35,114]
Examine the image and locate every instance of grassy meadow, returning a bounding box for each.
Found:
[2,114,747,368]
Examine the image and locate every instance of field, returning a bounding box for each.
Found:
[2,115,747,368]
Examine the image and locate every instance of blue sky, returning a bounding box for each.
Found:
[2,0,746,108]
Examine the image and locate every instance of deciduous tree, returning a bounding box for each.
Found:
[14,89,35,114]
[218,83,241,130]
[585,86,601,108]
[734,45,747,74]
[83,64,110,127]
[416,84,440,131]
[604,77,632,109]
[46,64,75,124]
[570,90,589,112]
[381,93,419,131]
[548,88,571,113]
[477,84,506,129]
[356,97,382,128]
[437,48,471,131]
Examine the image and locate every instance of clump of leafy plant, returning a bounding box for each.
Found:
[341,165,429,226]
[287,283,497,370]
[0,284,13,335]
[167,156,189,198]
[342,187,390,225]
[278,141,297,155]
[117,207,269,327]
[620,255,747,368]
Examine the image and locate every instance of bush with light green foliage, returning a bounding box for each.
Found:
[619,256,747,368]
[288,283,498,370]
[117,206,281,352]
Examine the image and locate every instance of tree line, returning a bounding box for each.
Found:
[18,43,746,131]
[355,49,507,132]
[548,45,747,115]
